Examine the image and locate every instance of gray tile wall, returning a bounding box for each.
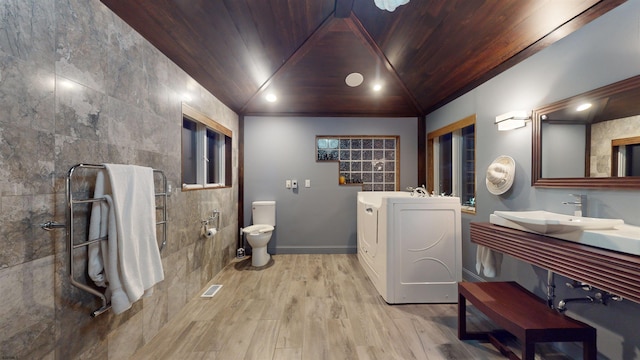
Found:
[0,0,239,358]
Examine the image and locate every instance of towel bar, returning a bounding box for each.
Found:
[63,163,168,317]
[40,220,66,231]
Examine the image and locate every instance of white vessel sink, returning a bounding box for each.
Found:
[490,210,640,256]
[492,210,624,234]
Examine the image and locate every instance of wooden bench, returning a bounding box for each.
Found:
[458,281,596,360]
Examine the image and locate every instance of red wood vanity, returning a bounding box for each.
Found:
[470,222,640,303]
[458,222,640,359]
[458,281,596,360]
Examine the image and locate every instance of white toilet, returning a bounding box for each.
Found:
[243,201,276,267]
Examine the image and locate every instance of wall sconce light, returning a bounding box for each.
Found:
[495,110,531,131]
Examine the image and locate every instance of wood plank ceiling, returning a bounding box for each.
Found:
[100,0,625,117]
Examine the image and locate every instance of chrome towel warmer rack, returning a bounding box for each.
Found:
[42,163,168,317]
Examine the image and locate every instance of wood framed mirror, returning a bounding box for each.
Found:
[532,74,640,189]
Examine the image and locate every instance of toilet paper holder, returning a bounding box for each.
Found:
[201,209,220,236]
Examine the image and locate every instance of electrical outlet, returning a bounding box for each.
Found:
[291,179,298,189]
[285,179,292,189]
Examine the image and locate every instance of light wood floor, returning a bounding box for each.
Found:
[132,254,570,360]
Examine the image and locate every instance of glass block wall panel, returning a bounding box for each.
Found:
[316,136,399,191]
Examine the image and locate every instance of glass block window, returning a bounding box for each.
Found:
[316,136,399,191]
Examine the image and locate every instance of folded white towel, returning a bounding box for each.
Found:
[105,164,164,311]
[475,245,502,278]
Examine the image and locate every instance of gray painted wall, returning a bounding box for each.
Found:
[542,123,586,178]
[244,116,418,253]
[427,1,640,359]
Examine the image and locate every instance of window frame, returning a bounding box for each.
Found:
[181,103,232,191]
[427,114,476,214]
[612,135,640,176]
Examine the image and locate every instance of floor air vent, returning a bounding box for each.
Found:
[201,284,222,298]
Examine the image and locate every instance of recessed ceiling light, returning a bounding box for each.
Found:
[372,83,383,91]
[576,103,592,111]
[345,72,364,87]
[265,93,277,102]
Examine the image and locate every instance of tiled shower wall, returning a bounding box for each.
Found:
[0,1,238,358]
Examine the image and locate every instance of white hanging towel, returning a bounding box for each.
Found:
[104,164,164,314]
[88,170,109,287]
[475,245,502,278]
[87,171,128,311]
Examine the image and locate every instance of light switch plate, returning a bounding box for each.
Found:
[305,179,311,188]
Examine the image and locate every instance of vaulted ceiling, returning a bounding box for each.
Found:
[100,0,625,117]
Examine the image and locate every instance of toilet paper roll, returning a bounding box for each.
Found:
[205,228,217,238]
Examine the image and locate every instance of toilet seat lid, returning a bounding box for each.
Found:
[243,224,274,234]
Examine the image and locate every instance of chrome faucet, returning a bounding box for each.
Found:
[556,283,623,313]
[562,194,587,217]
[557,296,595,313]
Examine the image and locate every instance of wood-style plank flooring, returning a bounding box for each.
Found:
[132,254,571,360]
